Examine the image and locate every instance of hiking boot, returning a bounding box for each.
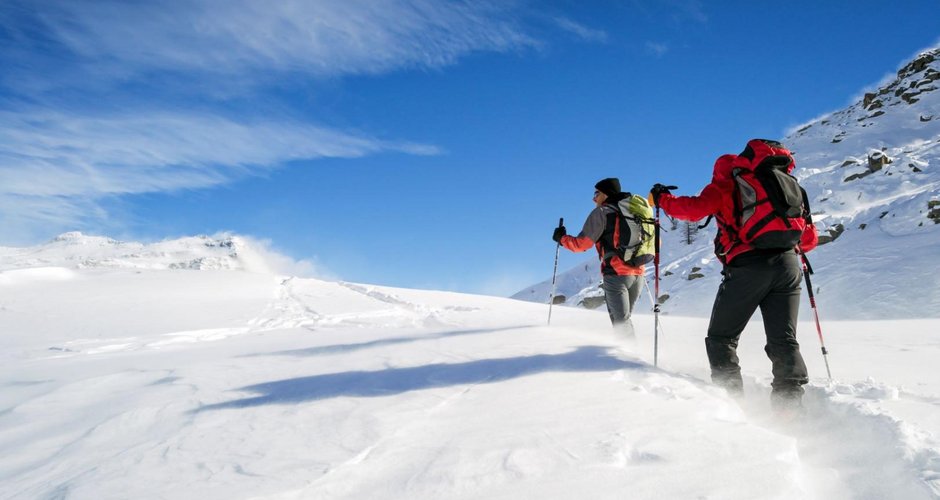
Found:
[770,391,805,422]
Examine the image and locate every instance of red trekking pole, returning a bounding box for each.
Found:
[651,187,675,367]
[799,250,832,380]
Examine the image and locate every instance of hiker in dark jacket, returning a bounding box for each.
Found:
[649,141,819,411]
[552,178,644,341]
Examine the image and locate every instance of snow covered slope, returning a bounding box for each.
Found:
[0,231,288,274]
[2,234,940,499]
[514,48,940,320]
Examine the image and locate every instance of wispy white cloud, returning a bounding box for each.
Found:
[645,41,669,57]
[1,0,538,241]
[552,17,609,43]
[0,109,439,235]
[657,0,708,24]
[20,0,537,79]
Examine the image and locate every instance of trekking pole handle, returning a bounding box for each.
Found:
[558,217,564,229]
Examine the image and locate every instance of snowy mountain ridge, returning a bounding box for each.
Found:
[514,48,940,320]
[0,231,294,275]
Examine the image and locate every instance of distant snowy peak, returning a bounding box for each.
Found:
[0,232,258,272]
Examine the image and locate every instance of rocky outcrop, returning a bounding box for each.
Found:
[929,200,940,224]
[579,295,606,309]
[845,150,892,181]
[884,50,940,105]
[868,150,892,170]
[817,223,845,245]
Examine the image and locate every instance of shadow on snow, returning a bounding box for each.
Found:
[198,345,644,412]
[243,325,535,358]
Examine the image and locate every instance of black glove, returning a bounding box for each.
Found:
[650,183,676,206]
[552,225,567,243]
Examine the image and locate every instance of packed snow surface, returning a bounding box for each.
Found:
[1,234,939,499]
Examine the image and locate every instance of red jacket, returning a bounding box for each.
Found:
[658,154,818,264]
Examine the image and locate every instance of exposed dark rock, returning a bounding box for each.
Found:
[922,115,934,122]
[817,223,845,245]
[863,92,877,107]
[868,151,891,171]
[909,163,923,173]
[845,171,872,182]
[921,71,940,84]
[658,294,670,304]
[859,223,867,230]
[879,211,889,219]
[898,51,937,78]
[688,273,705,281]
[929,201,940,224]
[580,295,605,309]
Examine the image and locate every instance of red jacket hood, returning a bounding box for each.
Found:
[711,154,737,183]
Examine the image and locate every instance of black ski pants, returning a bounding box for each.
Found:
[705,249,808,397]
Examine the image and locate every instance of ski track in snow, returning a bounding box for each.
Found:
[33,276,468,359]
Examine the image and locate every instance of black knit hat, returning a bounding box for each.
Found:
[594,177,621,197]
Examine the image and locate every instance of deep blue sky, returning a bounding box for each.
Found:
[2,1,939,295]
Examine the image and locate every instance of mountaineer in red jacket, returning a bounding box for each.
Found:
[552,177,644,342]
[649,140,819,411]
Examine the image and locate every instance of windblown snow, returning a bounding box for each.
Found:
[1,232,939,499]
[3,49,940,500]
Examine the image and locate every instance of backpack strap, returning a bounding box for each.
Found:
[598,206,621,267]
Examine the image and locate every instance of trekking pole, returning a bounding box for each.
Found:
[643,276,665,338]
[799,250,832,380]
[652,187,676,367]
[653,205,662,367]
[548,217,564,325]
